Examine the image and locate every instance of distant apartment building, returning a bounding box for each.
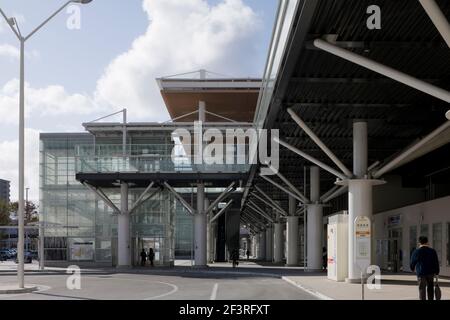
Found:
[0,179,10,204]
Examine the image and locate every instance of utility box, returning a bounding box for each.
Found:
[327,213,348,282]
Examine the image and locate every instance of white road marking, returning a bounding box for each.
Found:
[144,281,179,300]
[282,277,334,300]
[210,283,219,300]
[85,275,179,300]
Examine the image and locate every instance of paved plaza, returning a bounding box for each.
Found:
[1,260,448,300]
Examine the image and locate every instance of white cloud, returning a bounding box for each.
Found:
[95,0,261,122]
[0,128,40,202]
[0,79,100,125]
[0,0,263,201]
[0,43,19,58]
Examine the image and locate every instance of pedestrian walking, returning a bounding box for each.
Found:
[148,248,155,267]
[410,236,440,300]
[140,248,147,267]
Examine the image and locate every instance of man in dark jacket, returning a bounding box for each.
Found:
[410,236,440,300]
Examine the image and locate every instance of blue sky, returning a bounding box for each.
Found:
[0,0,276,96]
[0,0,278,200]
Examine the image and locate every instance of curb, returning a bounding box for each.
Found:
[282,276,334,300]
[0,286,39,294]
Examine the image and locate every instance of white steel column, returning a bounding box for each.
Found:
[307,166,323,270]
[259,229,266,260]
[419,0,450,48]
[194,183,207,266]
[286,195,299,266]
[199,101,206,122]
[343,121,384,281]
[253,234,258,259]
[38,220,44,270]
[273,218,283,263]
[118,182,131,267]
[205,198,213,263]
[265,224,273,262]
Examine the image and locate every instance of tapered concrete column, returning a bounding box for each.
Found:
[253,234,257,259]
[353,122,368,178]
[259,230,266,260]
[307,166,323,270]
[118,182,131,268]
[265,225,273,262]
[195,183,207,267]
[341,121,384,282]
[208,221,216,263]
[273,222,283,263]
[253,234,258,259]
[205,199,212,263]
[286,195,299,266]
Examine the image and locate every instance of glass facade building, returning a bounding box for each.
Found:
[40,132,194,266]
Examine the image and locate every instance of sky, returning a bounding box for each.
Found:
[0,0,278,201]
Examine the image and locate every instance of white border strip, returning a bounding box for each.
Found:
[282,276,334,300]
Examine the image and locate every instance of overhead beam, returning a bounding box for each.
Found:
[205,182,235,215]
[82,182,120,214]
[287,108,353,177]
[253,185,288,215]
[319,185,340,202]
[210,200,233,224]
[274,137,348,180]
[129,182,155,214]
[286,102,412,108]
[373,120,450,178]
[243,211,266,228]
[129,189,160,215]
[313,39,450,103]
[321,185,348,203]
[419,0,450,48]
[269,164,310,203]
[246,204,275,224]
[259,173,306,203]
[247,199,276,223]
[305,40,448,50]
[251,192,287,216]
[290,77,440,84]
[163,181,195,215]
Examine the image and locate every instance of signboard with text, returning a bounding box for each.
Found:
[354,216,371,272]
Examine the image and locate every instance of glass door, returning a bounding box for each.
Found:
[134,237,163,266]
[387,228,402,272]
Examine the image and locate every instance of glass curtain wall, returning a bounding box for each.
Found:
[40,133,192,266]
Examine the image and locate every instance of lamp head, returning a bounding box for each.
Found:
[72,0,93,4]
[446,110,450,120]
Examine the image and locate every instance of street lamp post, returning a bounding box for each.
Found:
[25,187,29,252]
[0,0,93,289]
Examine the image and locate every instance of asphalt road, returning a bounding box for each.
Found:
[0,271,317,300]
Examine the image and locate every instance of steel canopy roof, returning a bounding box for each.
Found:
[245,0,450,214]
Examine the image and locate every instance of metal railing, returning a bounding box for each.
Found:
[75,144,252,174]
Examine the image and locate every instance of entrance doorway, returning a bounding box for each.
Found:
[387,228,402,272]
[133,237,163,266]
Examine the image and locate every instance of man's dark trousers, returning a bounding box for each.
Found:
[418,275,434,300]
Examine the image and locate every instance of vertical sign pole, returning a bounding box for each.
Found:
[361,270,364,300]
